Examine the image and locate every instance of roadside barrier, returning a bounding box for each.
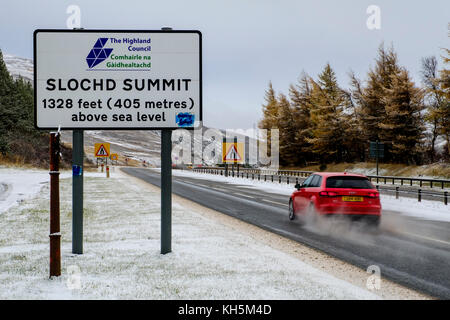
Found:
[191,167,449,205]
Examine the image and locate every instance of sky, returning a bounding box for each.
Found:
[0,0,449,130]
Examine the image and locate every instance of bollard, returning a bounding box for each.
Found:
[395,186,399,199]
[444,191,448,205]
[101,163,104,173]
[418,189,421,202]
[264,175,267,182]
[258,174,260,181]
[272,175,274,183]
[279,176,281,184]
[287,176,289,185]
[106,166,110,178]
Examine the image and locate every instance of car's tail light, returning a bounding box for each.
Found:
[367,192,379,198]
[319,191,339,197]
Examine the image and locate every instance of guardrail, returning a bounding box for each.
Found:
[190,167,449,205]
[192,167,450,189]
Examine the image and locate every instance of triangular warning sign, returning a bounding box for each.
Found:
[224,144,241,161]
[96,144,109,156]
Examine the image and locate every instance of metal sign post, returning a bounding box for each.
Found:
[376,140,379,176]
[72,129,84,254]
[369,140,384,176]
[161,129,172,254]
[160,26,173,255]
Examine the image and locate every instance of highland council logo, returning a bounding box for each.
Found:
[86,38,113,68]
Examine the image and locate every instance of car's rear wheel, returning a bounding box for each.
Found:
[288,199,295,221]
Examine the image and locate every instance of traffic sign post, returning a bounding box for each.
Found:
[369,141,384,176]
[72,129,84,254]
[34,28,202,259]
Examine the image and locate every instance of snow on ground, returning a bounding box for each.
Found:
[4,54,33,82]
[380,195,450,223]
[0,167,385,299]
[170,170,450,222]
[0,167,56,215]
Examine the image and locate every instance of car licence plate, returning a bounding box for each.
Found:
[342,196,363,202]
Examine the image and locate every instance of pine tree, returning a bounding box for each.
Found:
[277,93,297,166]
[307,63,346,163]
[289,73,314,165]
[0,50,14,154]
[380,69,425,163]
[259,82,279,157]
[359,45,401,143]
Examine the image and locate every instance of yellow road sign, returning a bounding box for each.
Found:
[222,142,244,164]
[110,153,118,161]
[94,143,110,157]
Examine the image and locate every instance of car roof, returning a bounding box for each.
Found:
[311,172,368,178]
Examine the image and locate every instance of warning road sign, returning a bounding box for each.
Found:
[95,143,110,157]
[222,142,244,164]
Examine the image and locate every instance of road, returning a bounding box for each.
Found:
[122,167,450,299]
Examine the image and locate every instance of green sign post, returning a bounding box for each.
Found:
[369,141,384,176]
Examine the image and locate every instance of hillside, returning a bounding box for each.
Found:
[0,50,72,168]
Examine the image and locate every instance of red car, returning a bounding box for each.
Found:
[289,172,381,226]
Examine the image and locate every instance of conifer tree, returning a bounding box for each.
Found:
[380,69,425,163]
[307,63,346,163]
[358,45,401,143]
[0,50,14,154]
[259,82,279,156]
[277,93,297,166]
[289,73,314,165]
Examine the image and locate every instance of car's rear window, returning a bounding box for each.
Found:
[326,176,374,189]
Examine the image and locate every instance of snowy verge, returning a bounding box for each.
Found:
[0,167,386,299]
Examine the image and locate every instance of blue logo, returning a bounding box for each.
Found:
[176,113,195,127]
[86,38,113,68]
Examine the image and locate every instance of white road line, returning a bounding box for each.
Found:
[263,199,289,207]
[398,231,450,246]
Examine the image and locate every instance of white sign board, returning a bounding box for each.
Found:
[34,30,202,129]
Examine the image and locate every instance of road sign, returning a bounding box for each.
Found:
[94,143,110,157]
[34,29,202,130]
[222,142,244,164]
[110,153,118,161]
[369,142,384,158]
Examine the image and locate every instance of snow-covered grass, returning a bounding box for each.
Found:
[171,170,450,222]
[0,168,64,215]
[0,167,383,299]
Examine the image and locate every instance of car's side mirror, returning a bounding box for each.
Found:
[295,183,301,190]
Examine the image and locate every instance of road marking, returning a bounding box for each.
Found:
[397,231,450,246]
[236,193,256,199]
[263,199,289,207]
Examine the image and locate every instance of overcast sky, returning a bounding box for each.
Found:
[1,0,449,130]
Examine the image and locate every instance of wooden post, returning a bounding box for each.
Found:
[49,132,61,277]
